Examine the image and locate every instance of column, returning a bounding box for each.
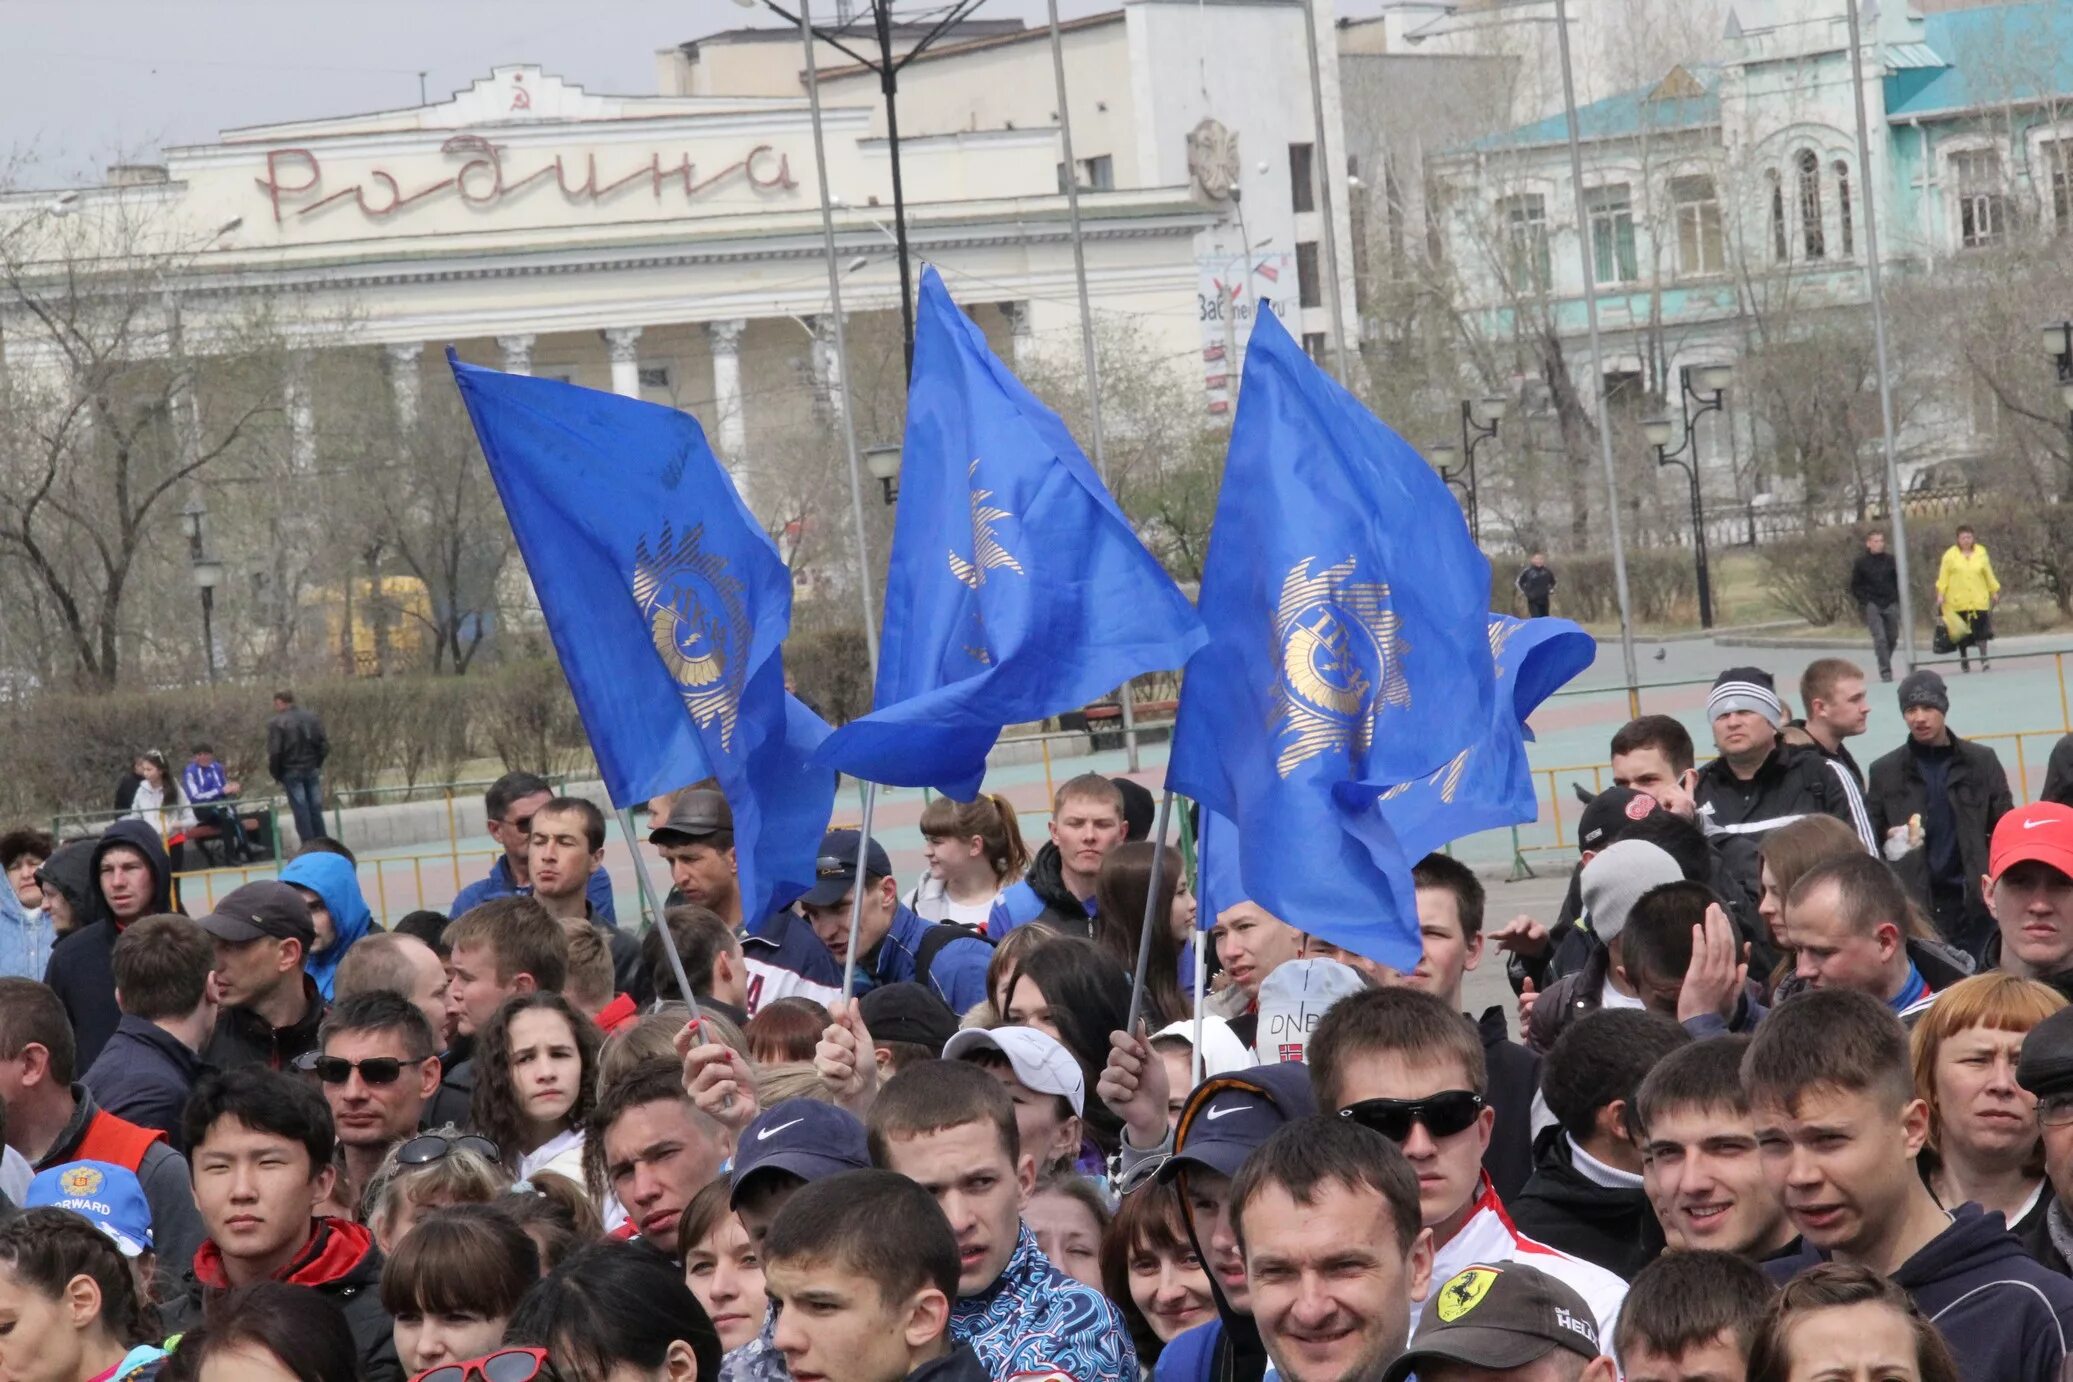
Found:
[602,326,643,398]
[382,342,422,430]
[497,333,536,377]
[804,313,845,421]
[999,300,1036,372]
[284,353,315,473]
[708,319,747,465]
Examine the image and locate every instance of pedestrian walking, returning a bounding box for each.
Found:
[1935,524,1999,673]
[1516,551,1557,619]
[267,689,330,845]
[1851,529,1902,682]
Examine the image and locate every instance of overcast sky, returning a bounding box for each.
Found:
[0,0,1162,185]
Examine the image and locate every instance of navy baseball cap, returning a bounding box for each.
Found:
[729,1098,870,1205]
[1158,1064,1317,1183]
[802,829,894,908]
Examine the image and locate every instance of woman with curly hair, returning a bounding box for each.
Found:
[470,992,603,1192]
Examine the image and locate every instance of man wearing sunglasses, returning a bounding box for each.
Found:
[303,991,442,1209]
[1308,988,1628,1340]
[451,771,617,923]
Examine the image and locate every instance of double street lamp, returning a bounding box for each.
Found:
[2044,322,2073,456]
[865,443,901,505]
[1429,395,1508,541]
[180,497,224,683]
[1644,363,1734,631]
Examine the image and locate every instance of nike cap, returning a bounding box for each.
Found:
[1381,1262,1601,1382]
[729,1098,869,1205]
[1989,803,2073,884]
[1157,1066,1315,1184]
[944,1026,1085,1115]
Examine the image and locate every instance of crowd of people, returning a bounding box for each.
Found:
[3,649,2073,1382]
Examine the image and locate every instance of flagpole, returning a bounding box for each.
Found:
[842,783,878,1000]
[618,807,695,1005]
[1296,0,1353,385]
[1124,789,1175,1035]
[1191,918,1206,1086]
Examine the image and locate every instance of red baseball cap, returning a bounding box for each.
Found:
[1989,803,2073,883]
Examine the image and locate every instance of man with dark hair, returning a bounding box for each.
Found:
[989,773,1127,937]
[267,689,330,848]
[45,817,176,1070]
[451,771,615,922]
[1631,1036,1793,1261]
[868,1060,1134,1379]
[84,914,219,1147]
[1511,1009,1686,1278]
[1750,988,2073,1380]
[645,904,750,1022]
[1783,853,1971,1015]
[764,1168,988,1382]
[1619,881,1769,1038]
[166,1067,401,1381]
[0,975,205,1280]
[861,983,960,1071]
[1613,1250,1775,1382]
[1232,1115,1433,1382]
[1853,529,1902,683]
[523,796,645,999]
[441,896,569,1040]
[590,1058,726,1258]
[798,829,992,1013]
[0,826,54,981]
[1524,841,1685,1053]
[1983,803,2073,1000]
[1610,715,1699,821]
[305,991,441,1206]
[1789,657,1870,787]
[199,881,326,1071]
[1866,668,2012,958]
[183,742,251,862]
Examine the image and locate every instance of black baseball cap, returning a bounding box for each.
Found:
[197,881,317,947]
[1381,1263,1602,1382]
[2018,1005,2073,1099]
[1575,785,1660,854]
[1157,1064,1317,1184]
[801,829,894,908]
[650,787,730,845]
[729,1098,870,1205]
[860,982,959,1056]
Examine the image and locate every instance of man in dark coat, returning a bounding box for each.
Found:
[44,818,176,1071]
[1851,529,1903,682]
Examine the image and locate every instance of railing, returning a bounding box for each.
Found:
[174,846,506,921]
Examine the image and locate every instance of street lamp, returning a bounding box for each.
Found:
[2045,322,2073,456]
[865,443,901,505]
[1645,362,1733,630]
[181,497,223,682]
[1428,395,1506,540]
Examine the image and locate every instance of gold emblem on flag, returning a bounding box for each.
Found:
[948,458,1025,591]
[631,523,750,751]
[1270,557,1407,778]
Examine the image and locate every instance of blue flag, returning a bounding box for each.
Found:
[1166,308,1497,969]
[1195,807,1246,930]
[1378,615,1595,861]
[813,267,1206,800]
[449,353,834,925]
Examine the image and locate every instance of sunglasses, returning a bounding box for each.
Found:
[298,1055,425,1086]
[412,1347,551,1382]
[396,1132,502,1166]
[1339,1091,1485,1143]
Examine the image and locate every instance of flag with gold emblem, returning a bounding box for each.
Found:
[813,266,1205,800]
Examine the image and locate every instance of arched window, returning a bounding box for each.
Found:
[1798,150,1826,258]
[1769,169,1788,262]
[1835,160,1854,255]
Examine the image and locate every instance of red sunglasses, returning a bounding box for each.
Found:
[412,1348,551,1382]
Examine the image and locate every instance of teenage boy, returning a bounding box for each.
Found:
[1511,1009,1686,1278]
[440,897,568,1042]
[1782,854,1971,1015]
[84,914,218,1149]
[303,992,441,1209]
[1618,881,1768,1039]
[989,774,1129,937]
[763,1168,990,1382]
[798,829,993,1013]
[1982,802,2073,999]
[166,1067,401,1382]
[525,796,643,996]
[1630,1036,1795,1261]
[1525,840,1686,1053]
[1613,1250,1775,1382]
[1231,1115,1433,1382]
[199,881,326,1071]
[867,1060,1135,1380]
[644,904,752,1021]
[1748,987,2073,1382]
[1307,987,1628,1339]
[45,818,175,1070]
[1791,658,1871,788]
[590,1058,727,1257]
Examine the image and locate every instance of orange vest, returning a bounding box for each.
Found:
[69,1108,165,1173]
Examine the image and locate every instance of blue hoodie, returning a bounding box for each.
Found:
[282,853,374,1000]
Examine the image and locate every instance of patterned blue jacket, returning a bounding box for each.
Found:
[951,1226,1137,1381]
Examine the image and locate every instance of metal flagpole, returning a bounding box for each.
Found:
[841,785,879,999]
[1553,0,1640,713]
[1043,0,1140,772]
[618,807,694,1004]
[1191,922,1206,1086]
[1124,790,1175,1034]
[1843,0,1917,671]
[1296,0,1352,384]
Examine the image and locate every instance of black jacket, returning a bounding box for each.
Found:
[204,976,326,1072]
[165,1217,401,1382]
[1851,549,1901,607]
[1866,732,2012,941]
[1508,1126,1663,1280]
[1478,1006,1543,1203]
[82,1016,209,1151]
[2045,733,2073,809]
[45,820,177,1070]
[1693,742,1874,906]
[267,705,329,779]
[1516,564,1557,602]
[907,1346,991,1381]
[38,1084,207,1290]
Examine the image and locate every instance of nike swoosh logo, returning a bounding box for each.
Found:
[2027,820,2056,829]
[757,1118,804,1141]
[1204,1104,1242,1120]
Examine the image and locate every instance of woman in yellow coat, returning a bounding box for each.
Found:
[1935,522,2000,672]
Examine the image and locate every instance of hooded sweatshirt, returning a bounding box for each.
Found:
[1766,1204,2073,1382]
[167,1216,401,1382]
[46,820,176,1070]
[1507,1124,1664,1279]
[281,852,373,1000]
[986,843,1095,939]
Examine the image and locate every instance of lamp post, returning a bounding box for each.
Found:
[865,443,901,505]
[1428,395,1507,540]
[1644,363,1733,630]
[2046,322,2073,459]
[180,497,224,683]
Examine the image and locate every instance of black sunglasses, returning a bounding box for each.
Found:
[397,1132,502,1166]
[298,1054,422,1086]
[1339,1091,1485,1143]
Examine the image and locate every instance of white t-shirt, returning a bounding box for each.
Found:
[906,875,1000,929]
[1598,974,1645,1011]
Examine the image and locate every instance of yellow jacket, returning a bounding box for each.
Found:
[1936,543,1999,613]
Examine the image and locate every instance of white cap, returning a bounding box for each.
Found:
[1153,1015,1258,1078]
[943,1026,1086,1115]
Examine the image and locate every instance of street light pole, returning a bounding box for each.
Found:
[1644,363,1732,630]
[1295,0,1352,383]
[1429,395,1506,542]
[181,497,224,683]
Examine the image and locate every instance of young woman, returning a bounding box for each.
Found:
[505,1240,722,1382]
[743,997,830,1066]
[363,1128,514,1254]
[1099,1181,1217,1367]
[0,1208,164,1382]
[676,1176,767,1356]
[909,794,1030,926]
[1935,523,2000,674]
[126,752,194,852]
[472,993,603,1192]
[1025,1170,1108,1291]
[379,1205,540,1375]
[1912,971,2064,1238]
[974,920,1061,1026]
[1093,843,1194,1028]
[491,1173,601,1273]
[176,1282,361,1382]
[1746,1262,1958,1382]
[1005,937,1132,1154]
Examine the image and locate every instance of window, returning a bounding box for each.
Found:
[1953,149,2007,248]
[1587,184,1638,283]
[2045,138,2072,234]
[1054,156,1114,193]
[1303,332,1328,362]
[1296,241,1323,308]
[637,366,671,389]
[1834,160,1854,256]
[1289,143,1316,213]
[1797,150,1826,259]
[1768,170,1789,262]
[1499,193,1550,292]
[1671,175,1725,275]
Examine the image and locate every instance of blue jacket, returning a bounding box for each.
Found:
[1152,1319,1223,1382]
[951,1225,1136,1381]
[282,853,374,1001]
[451,854,616,925]
[985,843,1094,939]
[181,760,229,803]
[0,881,52,981]
[861,905,992,1017]
[81,1015,207,1153]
